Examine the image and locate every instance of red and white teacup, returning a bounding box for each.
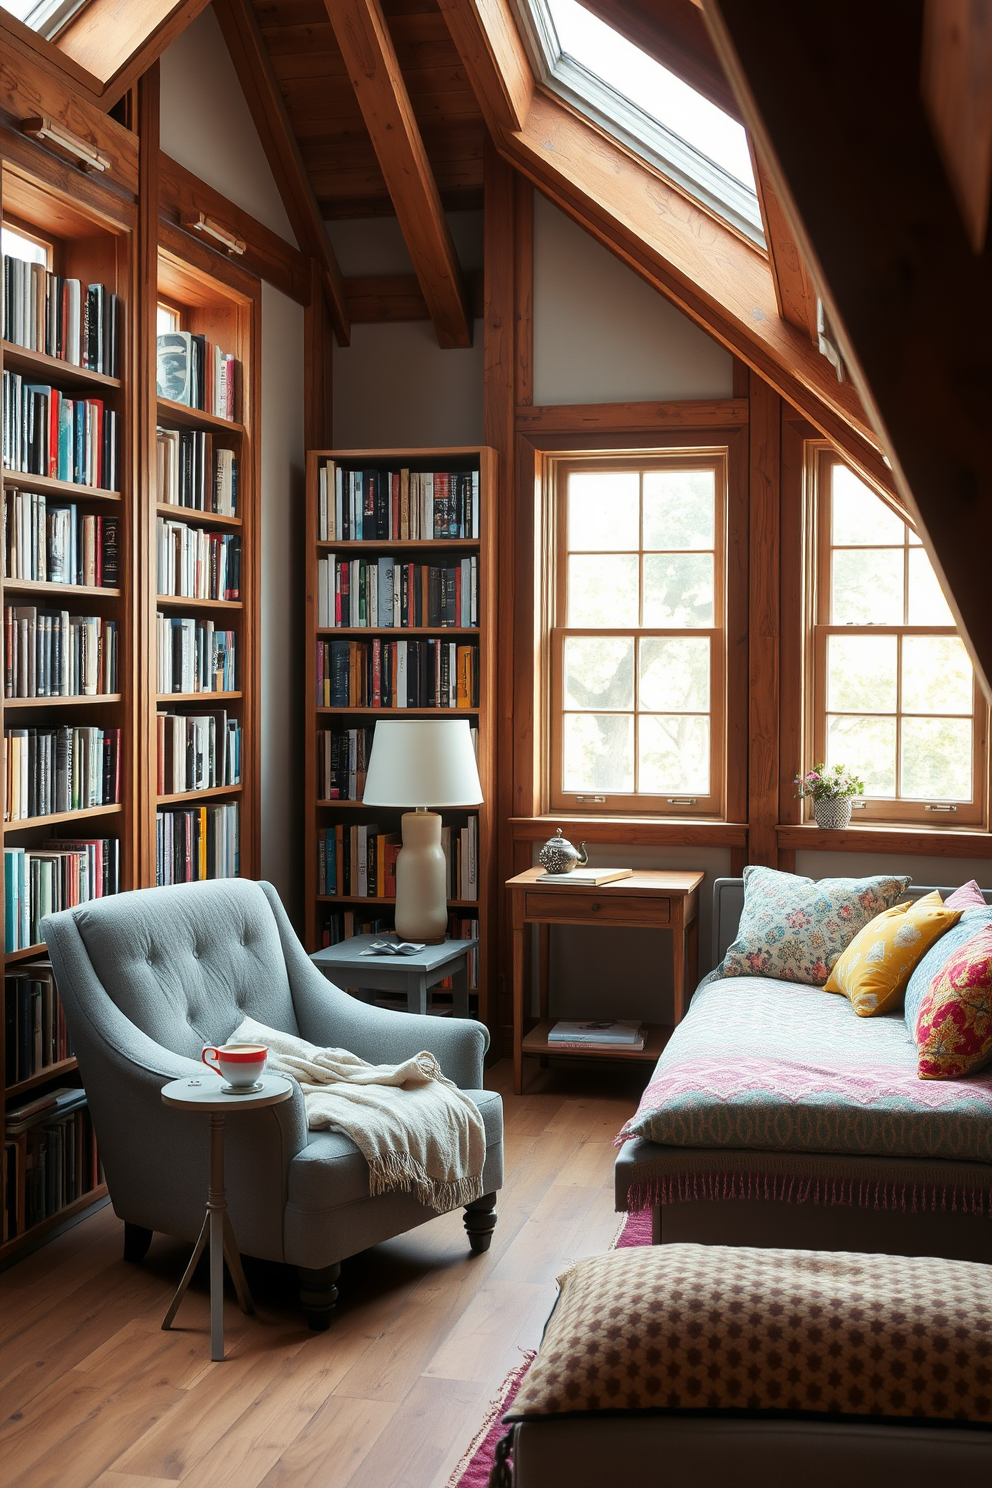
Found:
[202,1042,267,1090]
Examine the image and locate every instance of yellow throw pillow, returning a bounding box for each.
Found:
[824,891,962,1016]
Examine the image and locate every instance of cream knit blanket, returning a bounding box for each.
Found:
[229,1016,485,1211]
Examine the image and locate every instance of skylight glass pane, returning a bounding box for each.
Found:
[545,0,754,188]
[1,0,88,38]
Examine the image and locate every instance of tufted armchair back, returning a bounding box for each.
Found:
[67,877,300,1054]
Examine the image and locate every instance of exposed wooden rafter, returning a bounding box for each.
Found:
[921,0,992,254]
[213,0,351,345]
[700,0,992,700]
[53,0,213,109]
[323,0,472,349]
[750,145,816,339]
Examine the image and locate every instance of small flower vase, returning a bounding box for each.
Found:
[813,796,854,830]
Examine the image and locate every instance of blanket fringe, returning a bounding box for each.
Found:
[367,1149,483,1213]
[625,1171,992,1216]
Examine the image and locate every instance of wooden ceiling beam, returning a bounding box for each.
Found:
[323,0,472,348]
[700,0,992,699]
[749,144,816,340]
[921,0,992,254]
[213,0,351,344]
[53,0,214,109]
[437,0,534,133]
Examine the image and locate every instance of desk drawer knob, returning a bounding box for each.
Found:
[590,901,600,911]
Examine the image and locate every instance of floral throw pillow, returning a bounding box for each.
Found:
[720,866,910,987]
[915,924,992,1080]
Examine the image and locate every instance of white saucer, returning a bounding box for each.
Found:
[221,1080,265,1095]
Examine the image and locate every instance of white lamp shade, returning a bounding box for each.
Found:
[362,719,483,808]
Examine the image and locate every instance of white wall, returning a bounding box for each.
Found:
[160,7,306,917]
[532,191,733,405]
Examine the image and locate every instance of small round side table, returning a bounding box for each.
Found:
[160,1072,293,1360]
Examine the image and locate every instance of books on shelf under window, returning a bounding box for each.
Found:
[315,637,478,709]
[2,257,119,375]
[4,838,121,952]
[156,427,238,515]
[5,489,119,586]
[317,461,479,542]
[4,607,117,697]
[156,709,241,795]
[156,518,241,600]
[2,373,118,490]
[156,332,238,421]
[156,614,237,694]
[4,725,121,819]
[317,554,477,628]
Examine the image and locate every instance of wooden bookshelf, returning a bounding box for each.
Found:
[1,153,131,1256]
[304,446,497,1028]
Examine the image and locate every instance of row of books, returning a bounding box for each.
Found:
[4,489,120,586]
[2,373,119,490]
[317,555,478,630]
[2,257,119,375]
[157,710,242,795]
[316,722,478,802]
[157,615,237,694]
[317,818,478,901]
[4,726,121,820]
[156,428,238,515]
[5,607,117,697]
[4,961,68,1086]
[4,839,120,951]
[156,802,239,884]
[3,1092,98,1241]
[157,519,241,601]
[547,1020,645,1052]
[318,462,480,542]
[315,639,479,710]
[156,333,239,422]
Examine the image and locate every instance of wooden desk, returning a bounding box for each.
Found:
[506,867,704,1095]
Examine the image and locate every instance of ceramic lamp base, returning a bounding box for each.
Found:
[395,811,449,942]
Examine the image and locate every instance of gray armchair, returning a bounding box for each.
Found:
[41,878,502,1328]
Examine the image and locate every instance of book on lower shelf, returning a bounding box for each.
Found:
[4,960,71,1085]
[3,1087,99,1241]
[547,1020,643,1049]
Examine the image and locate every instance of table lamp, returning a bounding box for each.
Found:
[362,718,483,942]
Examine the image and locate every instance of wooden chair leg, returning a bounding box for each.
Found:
[297,1262,341,1331]
[122,1222,153,1264]
[464,1192,498,1254]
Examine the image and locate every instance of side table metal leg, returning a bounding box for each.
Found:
[161,1208,210,1331]
[408,971,428,1015]
[223,1211,255,1316]
[208,1111,227,1361]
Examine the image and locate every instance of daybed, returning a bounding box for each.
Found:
[615,878,992,1262]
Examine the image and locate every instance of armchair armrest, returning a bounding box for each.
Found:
[259,884,488,1089]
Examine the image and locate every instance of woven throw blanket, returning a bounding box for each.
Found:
[505,1244,992,1424]
[617,977,992,1171]
[230,1016,484,1211]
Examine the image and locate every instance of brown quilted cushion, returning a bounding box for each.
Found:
[505,1244,992,1424]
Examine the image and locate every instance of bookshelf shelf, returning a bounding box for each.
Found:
[3,579,120,598]
[7,1057,80,1099]
[3,694,122,708]
[156,594,243,610]
[4,803,123,831]
[2,469,121,502]
[305,446,496,1026]
[1,340,121,390]
[157,396,245,435]
[156,783,243,805]
[5,942,47,964]
[156,691,242,703]
[156,503,242,529]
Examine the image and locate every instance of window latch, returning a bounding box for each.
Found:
[574,795,606,804]
[925,804,958,813]
[667,798,697,806]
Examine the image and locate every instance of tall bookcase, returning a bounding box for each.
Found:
[0,158,262,1264]
[304,447,497,1027]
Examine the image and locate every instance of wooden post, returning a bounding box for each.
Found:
[747,372,781,867]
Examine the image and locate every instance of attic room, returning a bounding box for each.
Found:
[2,0,991,1484]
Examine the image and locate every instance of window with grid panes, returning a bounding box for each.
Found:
[812,457,987,825]
[550,456,726,815]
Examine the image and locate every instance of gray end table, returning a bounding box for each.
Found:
[310,933,479,1016]
[160,1072,293,1360]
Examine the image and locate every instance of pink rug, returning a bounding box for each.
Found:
[446,1209,649,1487]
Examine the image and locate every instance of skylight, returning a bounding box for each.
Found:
[519,0,762,245]
[1,0,89,40]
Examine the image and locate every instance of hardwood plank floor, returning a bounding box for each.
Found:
[0,1060,645,1488]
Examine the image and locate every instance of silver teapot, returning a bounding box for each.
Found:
[538,828,589,875]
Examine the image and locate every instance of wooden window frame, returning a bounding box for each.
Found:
[807,446,989,828]
[545,447,730,819]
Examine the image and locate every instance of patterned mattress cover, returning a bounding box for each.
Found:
[617,976,992,1168]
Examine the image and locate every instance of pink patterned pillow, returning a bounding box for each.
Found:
[944,880,987,911]
[915,924,992,1080]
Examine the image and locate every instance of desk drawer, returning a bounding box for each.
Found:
[524,892,670,926]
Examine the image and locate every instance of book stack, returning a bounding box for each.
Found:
[156,333,238,421]
[4,838,120,951]
[4,961,70,1084]
[2,257,119,374]
[3,1088,98,1240]
[4,489,119,585]
[156,802,239,884]
[156,428,238,514]
[319,909,393,946]
[315,637,479,709]
[4,607,117,697]
[4,725,121,818]
[157,709,241,794]
[318,461,479,542]
[317,554,478,629]
[317,823,401,897]
[547,1020,645,1052]
[156,614,237,693]
[2,373,118,490]
[156,518,241,600]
